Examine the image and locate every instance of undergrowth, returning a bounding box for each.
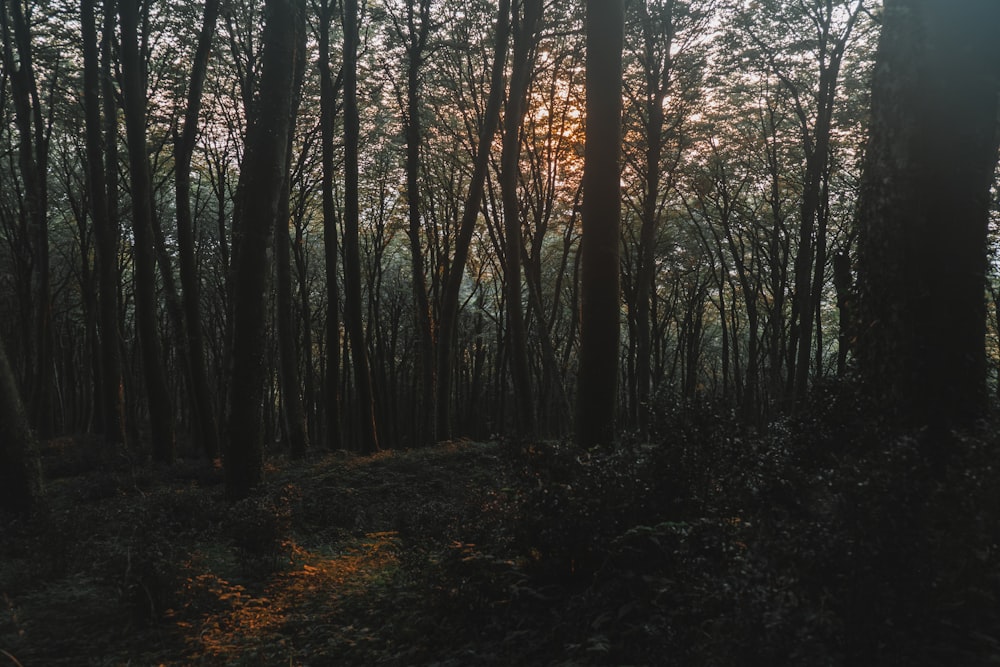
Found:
[1,393,998,665]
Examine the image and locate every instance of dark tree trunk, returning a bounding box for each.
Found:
[174,0,222,460]
[226,0,302,499]
[275,5,309,459]
[342,0,380,453]
[82,0,125,447]
[1,0,54,437]
[576,0,625,448]
[119,0,176,463]
[500,0,542,437]
[401,0,437,444]
[318,0,343,451]
[856,0,1000,430]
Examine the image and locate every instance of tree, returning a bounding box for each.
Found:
[0,0,55,437]
[316,0,344,451]
[174,0,223,460]
[0,335,43,515]
[81,0,126,447]
[500,0,542,437]
[342,0,380,453]
[119,0,176,463]
[856,0,1000,430]
[226,0,303,499]
[275,3,310,458]
[576,0,625,447]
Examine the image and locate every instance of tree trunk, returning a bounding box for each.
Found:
[275,5,309,459]
[226,0,301,499]
[119,0,176,463]
[1,0,54,437]
[318,0,343,451]
[401,0,437,445]
[576,0,625,448]
[343,0,380,454]
[500,0,541,438]
[81,0,126,447]
[174,0,222,460]
[856,0,1000,430]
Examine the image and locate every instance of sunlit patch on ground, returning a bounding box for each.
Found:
[183,532,401,664]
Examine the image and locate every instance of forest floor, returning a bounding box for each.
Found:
[3,393,1000,665]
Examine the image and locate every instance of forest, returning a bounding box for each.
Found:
[2,0,1000,664]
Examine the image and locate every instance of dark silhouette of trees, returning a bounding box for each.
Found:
[81,0,125,447]
[226,0,304,499]
[856,0,1000,430]
[119,0,176,464]
[0,0,54,437]
[174,0,223,460]
[316,0,344,451]
[576,0,625,448]
[342,0,380,454]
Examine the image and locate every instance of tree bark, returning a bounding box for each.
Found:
[226,0,301,499]
[576,0,625,448]
[856,0,1000,430]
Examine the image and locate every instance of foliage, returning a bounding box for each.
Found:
[3,411,1000,665]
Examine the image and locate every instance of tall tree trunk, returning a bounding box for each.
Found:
[226,0,302,499]
[81,0,125,447]
[856,0,1000,430]
[342,0,379,453]
[576,0,625,448]
[435,0,511,440]
[275,4,309,459]
[0,337,43,515]
[119,0,175,463]
[500,0,541,437]
[400,0,436,444]
[174,0,222,460]
[1,0,54,437]
[318,0,343,451]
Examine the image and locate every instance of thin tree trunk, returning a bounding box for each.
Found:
[401,0,437,444]
[119,0,175,463]
[81,0,125,446]
[318,0,343,451]
[1,0,54,437]
[342,0,379,453]
[174,0,222,460]
[500,0,541,437]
